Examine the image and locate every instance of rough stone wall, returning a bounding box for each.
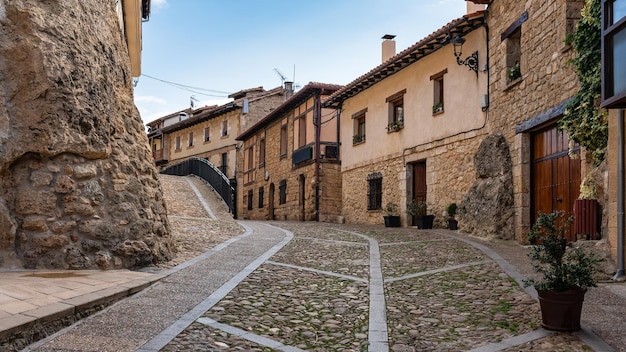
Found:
[0,1,173,269]
[485,0,585,241]
[458,134,515,240]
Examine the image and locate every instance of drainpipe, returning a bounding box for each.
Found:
[314,92,321,221]
[613,109,625,280]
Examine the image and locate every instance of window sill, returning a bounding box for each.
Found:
[353,139,365,146]
[432,109,444,116]
[175,148,182,153]
[221,135,229,139]
[203,140,211,144]
[386,127,403,133]
[187,145,195,149]
[504,76,522,91]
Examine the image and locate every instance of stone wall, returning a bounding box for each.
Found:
[0,1,173,269]
[484,0,586,241]
[342,131,485,228]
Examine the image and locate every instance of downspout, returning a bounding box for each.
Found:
[613,109,625,280]
[314,92,321,221]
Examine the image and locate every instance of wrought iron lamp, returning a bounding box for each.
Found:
[451,34,478,76]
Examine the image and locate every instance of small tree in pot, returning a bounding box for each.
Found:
[445,203,458,230]
[524,211,599,331]
[383,202,401,227]
[406,199,434,229]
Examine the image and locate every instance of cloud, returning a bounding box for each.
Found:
[151,0,168,10]
[134,95,167,105]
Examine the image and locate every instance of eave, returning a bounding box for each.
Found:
[236,82,342,141]
[323,13,485,109]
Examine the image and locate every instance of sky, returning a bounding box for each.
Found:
[134,0,468,124]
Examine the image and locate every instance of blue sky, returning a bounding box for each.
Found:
[135,0,469,123]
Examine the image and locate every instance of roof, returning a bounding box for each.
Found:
[323,13,485,109]
[236,82,343,141]
[147,86,286,135]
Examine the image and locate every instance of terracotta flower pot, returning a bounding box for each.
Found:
[536,288,587,331]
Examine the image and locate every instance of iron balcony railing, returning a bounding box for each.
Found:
[160,157,236,214]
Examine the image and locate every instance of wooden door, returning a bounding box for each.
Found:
[531,126,581,241]
[412,161,427,226]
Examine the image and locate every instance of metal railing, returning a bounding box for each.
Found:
[161,157,236,214]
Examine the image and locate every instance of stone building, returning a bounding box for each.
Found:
[146,86,290,179]
[0,0,174,269]
[235,83,343,222]
[475,0,589,242]
[323,8,488,229]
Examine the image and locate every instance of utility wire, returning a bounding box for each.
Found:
[141,74,231,97]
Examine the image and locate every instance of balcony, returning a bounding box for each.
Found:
[152,149,168,165]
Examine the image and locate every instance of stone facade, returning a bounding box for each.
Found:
[236,83,343,223]
[325,13,489,229]
[0,0,173,269]
[147,87,288,179]
[483,0,589,242]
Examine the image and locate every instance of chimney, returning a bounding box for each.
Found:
[284,81,294,99]
[466,2,486,14]
[382,34,396,63]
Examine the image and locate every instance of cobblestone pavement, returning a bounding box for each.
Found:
[23,175,624,351]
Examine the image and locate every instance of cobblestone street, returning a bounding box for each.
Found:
[22,175,624,351]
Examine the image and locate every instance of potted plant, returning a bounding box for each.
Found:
[383,202,401,227]
[507,61,521,82]
[432,102,444,114]
[574,174,599,240]
[406,199,434,229]
[445,203,458,230]
[524,211,599,331]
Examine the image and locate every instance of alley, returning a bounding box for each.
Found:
[15,175,623,351]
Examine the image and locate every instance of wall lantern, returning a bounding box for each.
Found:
[451,34,479,76]
[601,0,626,108]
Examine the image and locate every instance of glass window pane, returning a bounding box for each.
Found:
[612,27,626,96]
[614,0,626,23]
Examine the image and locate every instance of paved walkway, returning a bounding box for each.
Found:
[0,175,624,351]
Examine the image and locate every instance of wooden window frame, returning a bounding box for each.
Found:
[386,90,405,132]
[430,69,447,115]
[204,126,210,142]
[352,108,367,144]
[280,123,288,157]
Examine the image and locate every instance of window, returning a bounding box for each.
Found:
[352,108,367,144]
[259,138,266,167]
[175,136,181,151]
[279,179,287,204]
[258,186,264,208]
[280,123,288,156]
[501,12,527,84]
[188,132,194,147]
[430,69,447,114]
[297,115,307,148]
[204,126,210,142]
[386,89,406,132]
[247,189,253,210]
[221,120,228,136]
[602,0,626,107]
[367,172,383,210]
[222,152,228,175]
